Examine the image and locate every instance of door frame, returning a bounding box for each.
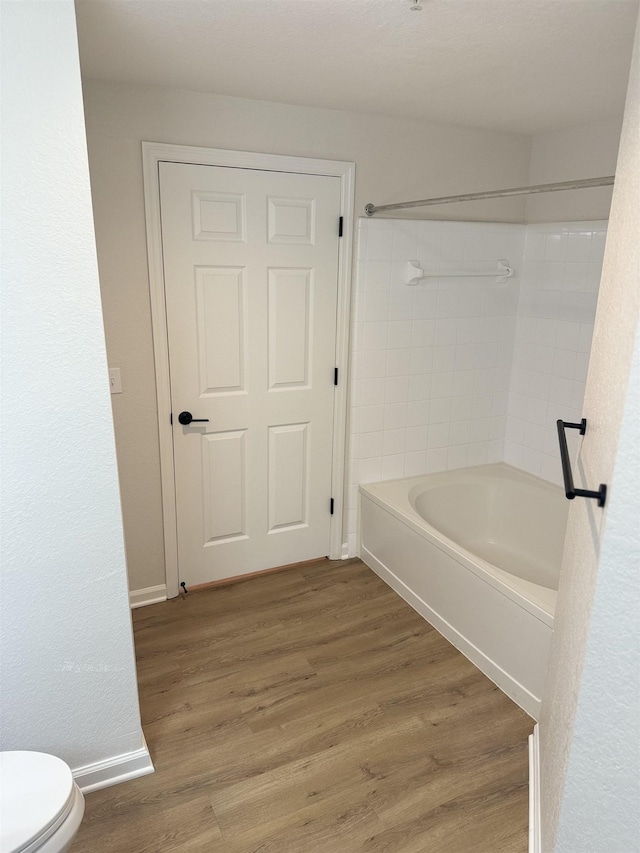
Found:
[142,142,355,599]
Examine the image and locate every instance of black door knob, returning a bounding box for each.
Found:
[178,411,209,426]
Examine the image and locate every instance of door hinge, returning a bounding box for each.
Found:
[338,216,344,237]
[330,498,335,515]
[170,412,173,425]
[334,367,339,386]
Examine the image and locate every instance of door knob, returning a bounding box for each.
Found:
[178,411,209,426]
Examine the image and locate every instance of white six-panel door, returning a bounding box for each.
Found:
[159,162,341,586]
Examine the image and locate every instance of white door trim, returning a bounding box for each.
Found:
[142,142,355,599]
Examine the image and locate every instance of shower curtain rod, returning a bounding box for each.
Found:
[364,175,615,217]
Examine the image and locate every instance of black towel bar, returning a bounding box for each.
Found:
[556,418,607,507]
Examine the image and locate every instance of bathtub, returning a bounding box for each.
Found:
[359,463,567,719]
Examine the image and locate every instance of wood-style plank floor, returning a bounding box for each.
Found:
[71,558,533,852]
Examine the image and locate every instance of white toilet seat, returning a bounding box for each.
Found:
[0,752,85,853]
[19,785,85,853]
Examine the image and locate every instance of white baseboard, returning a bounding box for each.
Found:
[72,738,154,794]
[529,724,541,853]
[129,584,167,609]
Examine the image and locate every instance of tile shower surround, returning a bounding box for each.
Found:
[345,217,606,555]
[505,220,607,483]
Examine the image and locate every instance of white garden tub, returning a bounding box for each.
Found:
[359,463,567,719]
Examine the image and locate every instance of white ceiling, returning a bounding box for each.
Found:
[75,0,639,135]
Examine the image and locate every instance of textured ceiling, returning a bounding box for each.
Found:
[75,0,639,134]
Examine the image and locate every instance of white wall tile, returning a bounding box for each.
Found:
[388,290,415,320]
[545,232,567,262]
[524,230,546,261]
[566,232,593,263]
[392,223,419,262]
[456,344,479,371]
[474,368,494,395]
[487,440,504,464]
[382,428,406,456]
[589,230,607,264]
[436,290,460,318]
[585,263,603,292]
[382,454,405,480]
[451,395,473,421]
[505,221,605,485]
[366,229,394,261]
[449,420,471,446]
[468,442,489,467]
[357,405,385,433]
[540,453,563,486]
[492,391,509,415]
[472,395,493,419]
[428,422,450,448]
[426,447,448,473]
[410,347,434,374]
[440,223,467,260]
[447,445,469,470]
[387,320,413,349]
[386,348,411,377]
[351,351,363,380]
[470,417,492,443]
[464,228,488,261]
[406,399,430,427]
[362,321,389,351]
[405,425,429,452]
[408,374,431,401]
[457,317,480,344]
[503,440,523,468]
[430,397,452,423]
[383,402,408,430]
[404,451,427,477]
[453,370,476,396]
[364,260,391,291]
[359,378,386,407]
[385,375,409,404]
[365,291,390,322]
[359,431,383,459]
[411,319,435,347]
[433,346,456,373]
[434,318,459,345]
[460,291,484,317]
[361,349,387,380]
[358,457,383,484]
[578,323,594,352]
[413,290,438,319]
[574,352,590,381]
[520,446,543,476]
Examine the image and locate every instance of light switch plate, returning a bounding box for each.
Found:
[109,368,122,394]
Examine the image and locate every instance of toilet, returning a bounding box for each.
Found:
[0,752,85,853]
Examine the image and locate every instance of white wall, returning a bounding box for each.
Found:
[81,79,532,593]
[0,2,145,771]
[540,12,640,848]
[525,119,622,223]
[556,323,640,850]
